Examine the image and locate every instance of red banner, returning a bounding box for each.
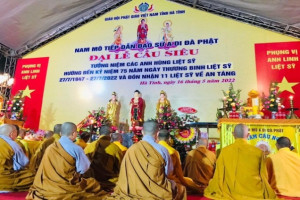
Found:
[11,57,49,130]
[178,107,197,114]
[255,41,300,116]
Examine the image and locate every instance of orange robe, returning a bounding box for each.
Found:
[75,138,87,149]
[204,139,276,199]
[158,141,198,191]
[26,141,107,200]
[107,140,186,199]
[84,135,123,190]
[29,137,55,172]
[266,147,300,197]
[0,138,35,191]
[183,145,216,194]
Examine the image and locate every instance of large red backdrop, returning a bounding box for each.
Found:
[255,41,300,116]
[11,57,49,130]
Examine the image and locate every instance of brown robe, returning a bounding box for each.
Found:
[106,141,186,200]
[26,141,107,200]
[183,146,216,194]
[0,138,35,191]
[84,135,123,190]
[29,136,55,172]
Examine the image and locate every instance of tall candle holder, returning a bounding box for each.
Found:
[287,96,299,119]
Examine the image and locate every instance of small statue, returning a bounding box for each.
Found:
[156,90,171,117]
[130,90,145,126]
[106,92,120,127]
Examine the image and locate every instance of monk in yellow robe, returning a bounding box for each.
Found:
[107,120,186,199]
[184,138,216,195]
[0,124,35,191]
[158,129,199,193]
[111,132,127,155]
[28,125,62,172]
[75,131,91,149]
[26,122,107,200]
[52,123,62,141]
[84,126,123,191]
[15,125,29,157]
[266,136,300,198]
[204,124,276,199]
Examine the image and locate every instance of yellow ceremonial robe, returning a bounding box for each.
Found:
[52,133,61,141]
[204,139,276,200]
[266,148,300,197]
[26,141,107,200]
[113,141,127,155]
[107,141,186,200]
[0,138,35,191]
[183,145,216,194]
[75,138,87,149]
[29,137,55,172]
[84,135,123,190]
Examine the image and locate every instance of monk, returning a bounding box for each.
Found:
[52,123,62,141]
[111,132,127,155]
[15,125,29,157]
[0,124,35,191]
[29,126,60,172]
[158,129,199,194]
[266,137,300,198]
[84,126,123,191]
[76,131,91,149]
[108,120,187,200]
[26,122,107,200]
[184,138,216,195]
[204,124,276,199]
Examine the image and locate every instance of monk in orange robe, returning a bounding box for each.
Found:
[0,124,35,191]
[266,137,300,199]
[75,131,91,149]
[184,138,216,195]
[28,125,62,172]
[158,129,199,193]
[107,120,186,199]
[84,126,123,191]
[204,124,276,199]
[26,122,107,199]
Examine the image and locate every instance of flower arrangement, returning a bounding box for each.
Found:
[77,107,111,133]
[156,106,182,129]
[222,83,244,111]
[262,82,282,112]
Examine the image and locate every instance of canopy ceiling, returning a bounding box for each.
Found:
[0,0,299,56]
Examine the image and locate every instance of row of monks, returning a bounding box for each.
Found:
[0,121,300,199]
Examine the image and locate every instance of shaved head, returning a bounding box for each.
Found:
[198,138,208,147]
[158,129,170,141]
[61,122,77,137]
[111,132,122,142]
[233,124,249,139]
[0,124,17,140]
[45,130,54,138]
[143,120,159,136]
[99,126,111,136]
[276,137,291,149]
[53,124,62,134]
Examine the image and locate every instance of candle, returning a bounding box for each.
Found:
[289,96,294,109]
[289,96,294,100]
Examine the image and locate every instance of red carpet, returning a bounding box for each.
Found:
[0,192,27,200]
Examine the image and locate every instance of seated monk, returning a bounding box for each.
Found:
[108,120,187,200]
[28,125,63,172]
[0,124,35,191]
[183,138,216,195]
[158,129,199,193]
[26,122,107,200]
[266,137,300,198]
[84,126,123,191]
[52,123,62,141]
[75,131,91,149]
[15,125,29,157]
[111,132,127,155]
[204,124,276,199]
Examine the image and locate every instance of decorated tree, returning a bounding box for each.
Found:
[156,106,182,129]
[7,90,24,120]
[262,82,281,112]
[222,83,244,111]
